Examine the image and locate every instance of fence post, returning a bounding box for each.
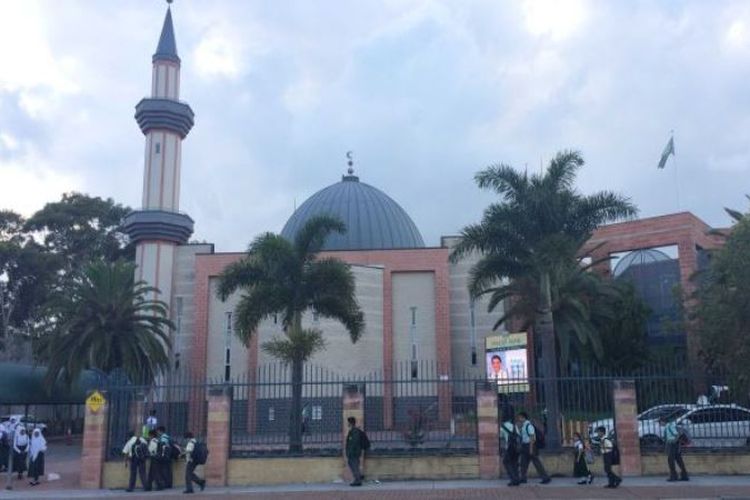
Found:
[80,390,109,489]
[476,382,500,480]
[342,384,365,482]
[206,385,232,487]
[613,379,642,476]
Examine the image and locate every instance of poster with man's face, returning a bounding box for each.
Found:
[485,333,530,393]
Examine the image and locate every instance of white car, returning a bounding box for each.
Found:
[589,404,750,448]
[589,404,694,446]
[0,415,47,433]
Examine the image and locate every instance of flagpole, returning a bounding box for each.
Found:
[671,130,680,210]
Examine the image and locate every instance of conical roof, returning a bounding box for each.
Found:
[153,7,180,63]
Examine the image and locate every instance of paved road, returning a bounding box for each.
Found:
[5,476,750,500]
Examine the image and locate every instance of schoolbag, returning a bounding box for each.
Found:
[156,440,172,462]
[610,438,621,465]
[191,441,209,465]
[677,426,691,446]
[132,439,149,462]
[503,422,522,455]
[530,422,546,449]
[360,431,371,451]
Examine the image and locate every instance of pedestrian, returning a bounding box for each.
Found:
[596,426,621,488]
[144,410,158,438]
[157,426,176,489]
[516,412,550,484]
[660,416,689,482]
[122,429,149,492]
[146,429,164,491]
[572,432,593,485]
[12,427,29,480]
[500,406,521,487]
[0,421,9,472]
[345,416,367,487]
[182,432,206,494]
[27,429,47,486]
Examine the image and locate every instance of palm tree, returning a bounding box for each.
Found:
[40,260,173,387]
[451,150,637,447]
[217,215,364,452]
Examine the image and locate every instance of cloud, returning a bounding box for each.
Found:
[193,27,243,80]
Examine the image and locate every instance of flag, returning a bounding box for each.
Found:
[658,136,675,169]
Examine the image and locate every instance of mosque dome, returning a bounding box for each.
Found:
[281,171,425,251]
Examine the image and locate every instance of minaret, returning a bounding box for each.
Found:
[124,4,194,320]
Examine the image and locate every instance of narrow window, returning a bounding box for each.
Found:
[410,307,418,378]
[175,297,183,335]
[268,407,275,422]
[312,405,323,421]
[224,312,232,382]
[469,299,477,365]
[155,142,161,154]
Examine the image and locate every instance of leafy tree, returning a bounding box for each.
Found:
[450,150,636,447]
[0,211,60,358]
[694,212,750,404]
[217,215,364,452]
[24,192,132,272]
[39,260,172,387]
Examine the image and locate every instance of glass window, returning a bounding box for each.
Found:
[312,406,323,421]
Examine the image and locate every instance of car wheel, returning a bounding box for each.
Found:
[640,435,663,448]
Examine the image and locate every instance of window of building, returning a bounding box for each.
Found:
[155,142,161,154]
[312,405,323,421]
[268,407,275,422]
[175,297,183,335]
[224,311,232,382]
[410,306,418,378]
[469,299,477,365]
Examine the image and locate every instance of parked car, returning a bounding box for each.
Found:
[0,415,48,433]
[589,404,750,448]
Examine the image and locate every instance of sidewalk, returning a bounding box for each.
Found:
[4,476,750,500]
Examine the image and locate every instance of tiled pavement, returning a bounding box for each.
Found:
[5,476,750,500]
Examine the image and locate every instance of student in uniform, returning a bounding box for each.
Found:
[157,426,176,489]
[500,406,521,487]
[516,412,550,484]
[345,417,364,487]
[597,426,621,488]
[182,432,205,494]
[12,427,29,479]
[572,432,593,485]
[27,429,47,486]
[146,429,164,491]
[660,416,689,482]
[146,411,158,433]
[122,429,148,492]
[0,421,9,472]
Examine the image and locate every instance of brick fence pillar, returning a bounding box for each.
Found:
[81,391,109,489]
[613,379,642,476]
[476,382,500,479]
[342,384,365,482]
[206,385,232,486]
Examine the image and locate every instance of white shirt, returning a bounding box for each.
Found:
[146,416,158,430]
[185,438,196,462]
[520,420,535,444]
[13,432,29,452]
[122,436,146,457]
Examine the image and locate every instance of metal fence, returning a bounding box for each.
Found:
[105,371,209,460]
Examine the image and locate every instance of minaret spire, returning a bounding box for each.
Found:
[154,5,179,63]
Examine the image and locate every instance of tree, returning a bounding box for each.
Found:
[39,260,172,388]
[450,150,637,447]
[217,215,364,452]
[0,210,60,359]
[24,192,132,273]
[694,212,750,404]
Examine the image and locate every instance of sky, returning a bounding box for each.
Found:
[1,0,749,250]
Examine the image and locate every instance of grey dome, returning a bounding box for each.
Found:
[281,173,425,251]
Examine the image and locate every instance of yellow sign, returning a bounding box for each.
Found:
[485,332,527,351]
[86,390,106,413]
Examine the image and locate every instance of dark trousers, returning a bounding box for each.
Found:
[127,458,147,491]
[147,460,163,491]
[163,460,173,488]
[502,450,520,483]
[667,442,688,479]
[347,455,362,484]
[520,444,549,481]
[603,453,621,486]
[184,461,203,492]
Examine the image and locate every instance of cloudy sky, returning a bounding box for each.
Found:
[1,0,749,250]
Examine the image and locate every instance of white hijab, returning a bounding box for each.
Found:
[29,429,47,461]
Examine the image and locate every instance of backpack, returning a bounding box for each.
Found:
[156,440,172,462]
[503,422,522,455]
[533,423,546,449]
[132,439,149,462]
[677,426,691,446]
[191,441,209,465]
[610,439,621,465]
[360,431,371,451]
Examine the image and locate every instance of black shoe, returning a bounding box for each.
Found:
[680,476,689,482]
[508,481,520,487]
[588,474,594,484]
[350,482,362,487]
[125,489,134,493]
[519,479,527,484]
[199,479,206,491]
[667,477,679,482]
[540,478,551,484]
[183,490,194,495]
